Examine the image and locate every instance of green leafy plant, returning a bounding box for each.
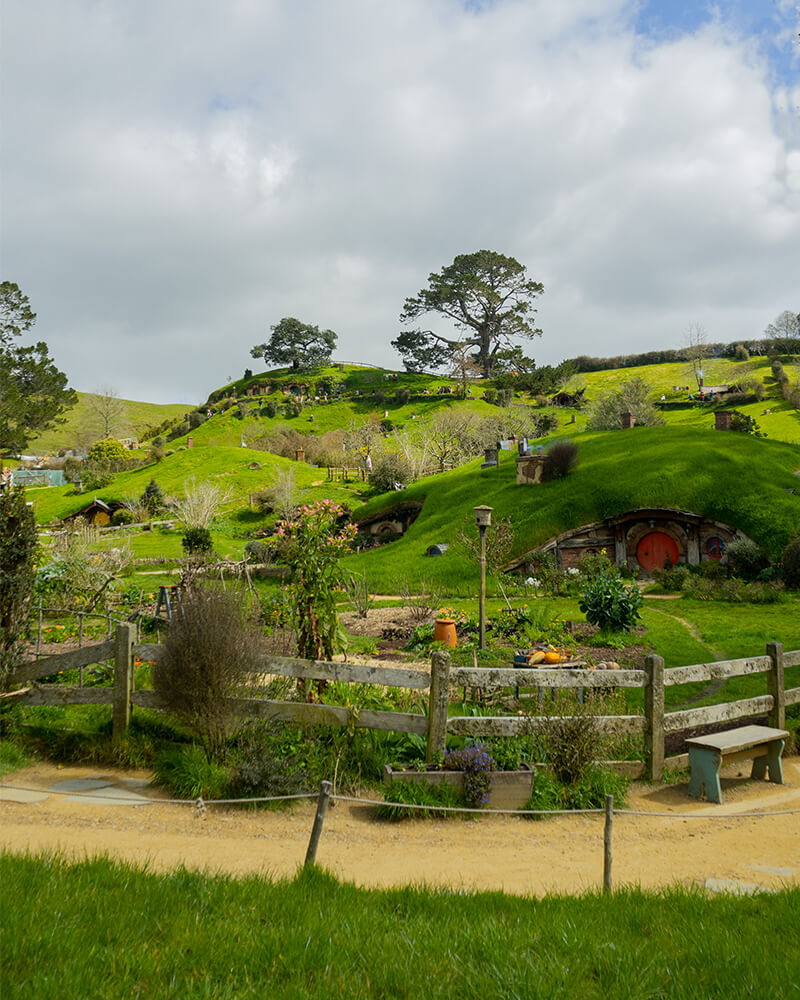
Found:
[578,566,642,632]
[181,526,213,555]
[152,745,229,799]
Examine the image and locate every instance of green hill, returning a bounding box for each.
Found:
[25,392,191,456]
[346,427,800,591]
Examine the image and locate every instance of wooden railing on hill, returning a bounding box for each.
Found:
[4,626,798,781]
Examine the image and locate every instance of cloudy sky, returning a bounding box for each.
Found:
[1,0,798,403]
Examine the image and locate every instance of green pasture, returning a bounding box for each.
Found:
[2,855,798,999]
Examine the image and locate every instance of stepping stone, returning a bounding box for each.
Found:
[61,786,151,806]
[0,786,49,803]
[704,877,775,895]
[748,865,796,877]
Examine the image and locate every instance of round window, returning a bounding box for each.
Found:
[706,536,726,560]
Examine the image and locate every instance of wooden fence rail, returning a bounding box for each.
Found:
[5,627,799,776]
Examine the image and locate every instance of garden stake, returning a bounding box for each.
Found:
[604,794,613,893]
[305,781,333,867]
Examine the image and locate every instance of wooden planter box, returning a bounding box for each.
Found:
[382,764,535,810]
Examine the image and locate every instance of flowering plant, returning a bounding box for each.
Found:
[442,743,494,808]
[275,500,356,661]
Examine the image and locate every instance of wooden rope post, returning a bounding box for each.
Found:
[112,623,135,742]
[304,780,333,867]
[603,795,613,893]
[644,654,665,782]
[426,650,451,764]
[766,641,785,730]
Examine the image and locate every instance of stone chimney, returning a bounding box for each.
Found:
[715,411,732,431]
[621,412,636,429]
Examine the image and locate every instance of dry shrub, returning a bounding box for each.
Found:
[537,694,610,784]
[154,584,264,756]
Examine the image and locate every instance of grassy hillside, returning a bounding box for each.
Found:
[25,445,366,525]
[25,391,191,455]
[347,427,800,591]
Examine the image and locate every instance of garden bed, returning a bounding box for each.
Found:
[382,763,534,809]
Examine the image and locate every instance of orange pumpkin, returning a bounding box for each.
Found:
[543,651,561,664]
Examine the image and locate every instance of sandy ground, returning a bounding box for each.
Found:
[1,759,798,897]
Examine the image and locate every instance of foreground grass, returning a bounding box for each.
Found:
[1,854,798,999]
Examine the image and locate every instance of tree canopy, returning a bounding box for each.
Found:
[251,317,337,372]
[585,377,666,430]
[764,310,799,355]
[0,282,77,457]
[393,250,544,377]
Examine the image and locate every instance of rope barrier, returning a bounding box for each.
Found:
[1,781,799,818]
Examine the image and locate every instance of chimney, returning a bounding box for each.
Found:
[715,411,732,431]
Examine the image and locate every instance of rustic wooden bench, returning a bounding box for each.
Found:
[686,725,789,804]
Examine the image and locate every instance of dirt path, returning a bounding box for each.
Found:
[1,760,799,897]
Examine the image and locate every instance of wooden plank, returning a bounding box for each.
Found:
[446,714,646,737]
[644,654,664,782]
[131,690,166,709]
[254,654,431,690]
[664,695,773,733]
[450,667,646,689]
[10,640,115,685]
[133,643,163,663]
[785,687,800,707]
[783,649,800,669]
[132,689,428,733]
[664,656,770,686]
[684,725,788,754]
[427,651,450,763]
[664,752,690,772]
[14,687,114,706]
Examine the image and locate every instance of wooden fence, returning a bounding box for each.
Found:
[5,626,799,780]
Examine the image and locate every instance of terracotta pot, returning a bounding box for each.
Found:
[433,617,457,648]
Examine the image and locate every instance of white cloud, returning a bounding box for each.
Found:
[0,0,797,402]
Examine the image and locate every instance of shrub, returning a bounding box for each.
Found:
[227,722,309,799]
[153,585,264,755]
[0,487,37,686]
[152,745,229,799]
[537,702,608,785]
[578,569,642,631]
[369,452,412,493]
[111,509,134,526]
[141,479,164,513]
[782,538,800,590]
[62,457,83,483]
[188,411,206,429]
[265,401,278,418]
[544,439,578,479]
[182,526,214,555]
[726,538,769,581]
[394,388,411,405]
[87,437,126,466]
[729,410,765,436]
[244,540,271,563]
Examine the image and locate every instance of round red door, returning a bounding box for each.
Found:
[636,532,679,573]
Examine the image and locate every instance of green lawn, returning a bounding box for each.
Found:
[2,855,798,999]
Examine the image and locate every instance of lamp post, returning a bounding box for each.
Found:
[474,505,493,650]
